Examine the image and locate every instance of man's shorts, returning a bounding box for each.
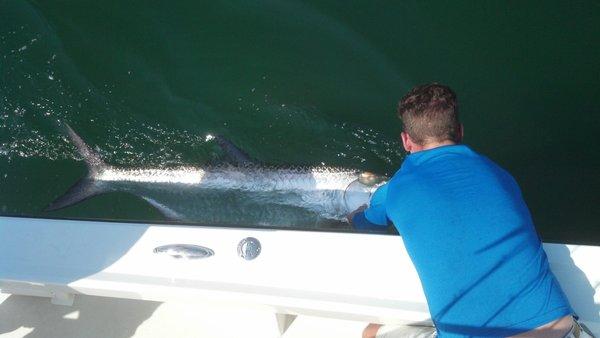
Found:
[374,317,596,338]
[375,324,436,338]
[564,318,596,338]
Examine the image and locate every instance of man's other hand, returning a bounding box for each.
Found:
[347,204,367,223]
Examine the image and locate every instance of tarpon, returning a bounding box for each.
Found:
[46,124,386,227]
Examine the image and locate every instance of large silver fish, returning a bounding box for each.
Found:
[46,125,386,227]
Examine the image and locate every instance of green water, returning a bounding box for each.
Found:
[1,1,598,244]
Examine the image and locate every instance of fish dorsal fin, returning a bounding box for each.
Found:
[211,134,254,166]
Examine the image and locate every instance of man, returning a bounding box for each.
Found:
[349,84,590,337]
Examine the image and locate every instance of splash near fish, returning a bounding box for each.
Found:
[46,124,386,227]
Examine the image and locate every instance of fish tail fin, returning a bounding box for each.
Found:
[63,123,108,175]
[45,124,109,212]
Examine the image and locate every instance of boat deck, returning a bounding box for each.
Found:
[0,293,369,338]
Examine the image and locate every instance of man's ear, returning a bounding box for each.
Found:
[457,124,464,143]
[401,132,412,152]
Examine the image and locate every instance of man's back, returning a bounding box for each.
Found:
[379,144,572,337]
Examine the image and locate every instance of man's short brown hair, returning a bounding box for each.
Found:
[397,83,460,145]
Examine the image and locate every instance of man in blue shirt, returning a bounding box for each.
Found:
[350,84,586,338]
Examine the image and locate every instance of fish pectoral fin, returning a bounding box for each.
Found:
[211,134,255,166]
[140,196,185,221]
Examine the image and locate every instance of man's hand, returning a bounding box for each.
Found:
[347,204,367,223]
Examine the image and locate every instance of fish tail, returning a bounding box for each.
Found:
[45,123,110,212]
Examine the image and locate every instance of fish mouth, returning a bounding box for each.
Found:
[343,179,373,212]
[343,171,387,213]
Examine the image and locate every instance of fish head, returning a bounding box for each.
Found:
[343,171,386,212]
[358,171,384,186]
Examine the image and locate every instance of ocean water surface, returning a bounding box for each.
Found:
[0,1,598,243]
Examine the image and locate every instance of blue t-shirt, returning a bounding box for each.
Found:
[353,144,572,337]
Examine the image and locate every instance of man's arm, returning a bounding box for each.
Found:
[348,184,391,231]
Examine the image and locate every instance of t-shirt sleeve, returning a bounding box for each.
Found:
[365,183,389,225]
[352,184,389,229]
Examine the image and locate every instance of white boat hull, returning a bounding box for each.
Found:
[0,216,598,335]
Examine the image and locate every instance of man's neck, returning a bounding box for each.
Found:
[411,140,457,153]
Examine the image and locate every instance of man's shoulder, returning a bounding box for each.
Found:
[384,168,419,199]
[388,146,520,194]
